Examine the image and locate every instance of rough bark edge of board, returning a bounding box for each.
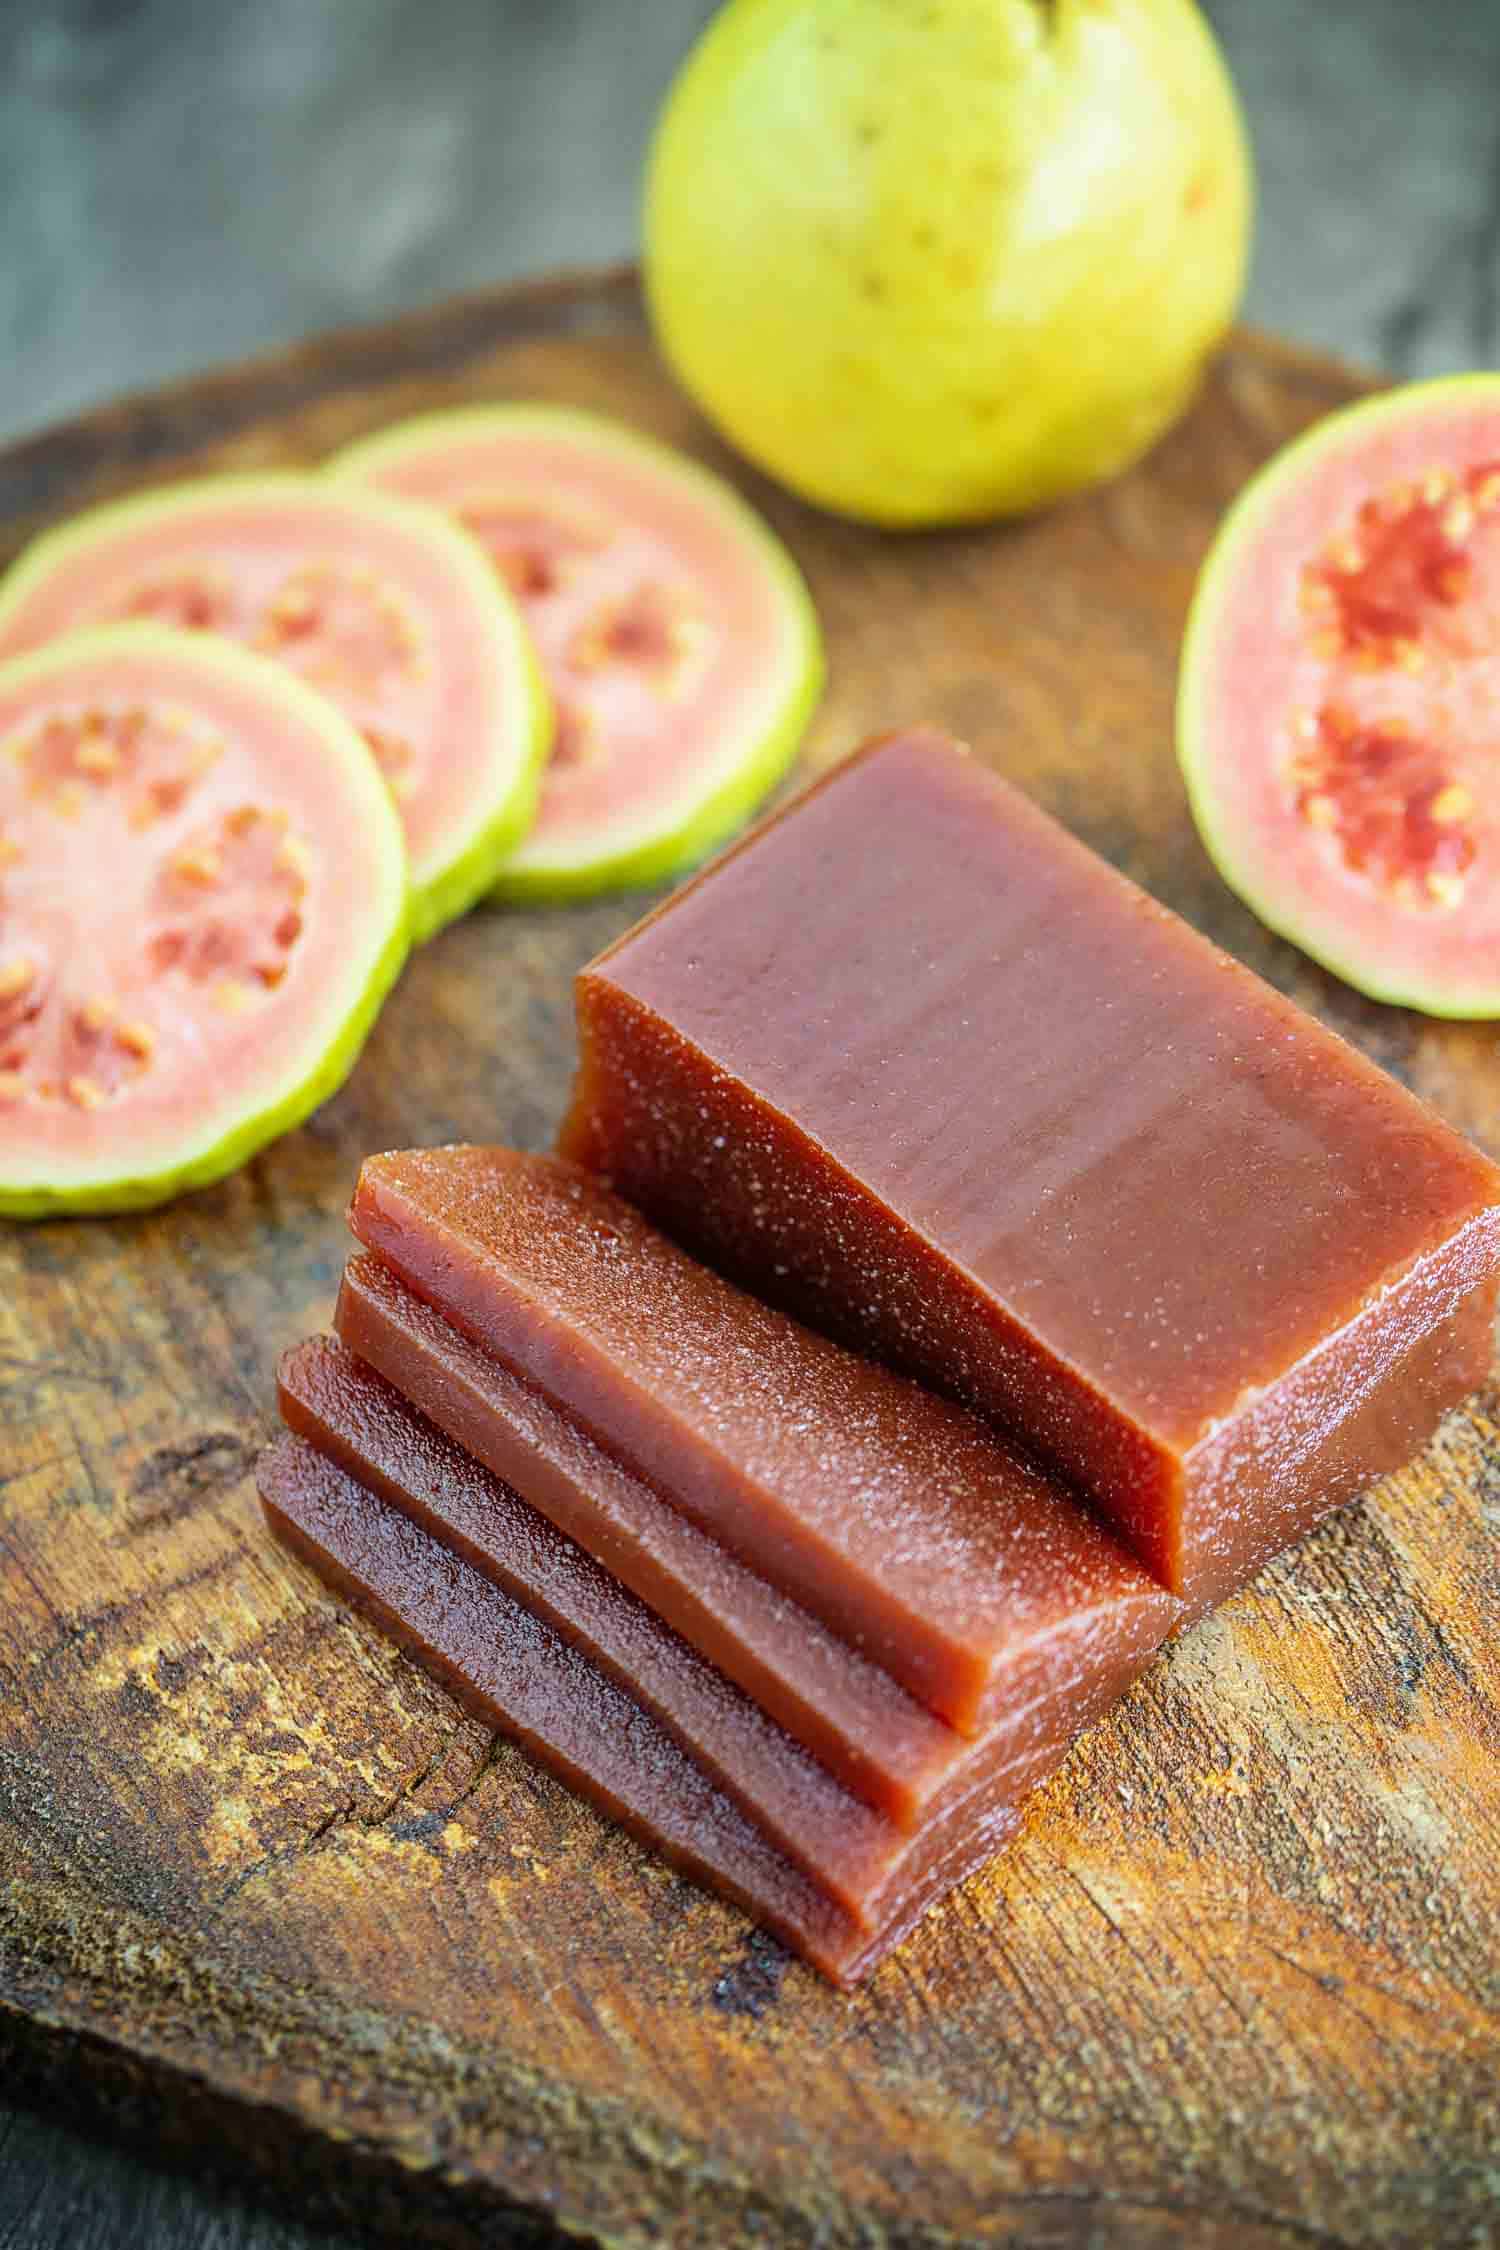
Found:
[0,264,647,528]
[0,258,1375,536]
[0,2002,560,2250]
[6,1866,1434,2250]
[1,1883,932,2250]
[7,1997,1393,2250]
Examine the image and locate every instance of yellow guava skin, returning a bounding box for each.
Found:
[644,0,1254,527]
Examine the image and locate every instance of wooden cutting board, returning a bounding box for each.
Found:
[2,266,1497,2250]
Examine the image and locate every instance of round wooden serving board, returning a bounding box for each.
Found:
[1,268,1496,2250]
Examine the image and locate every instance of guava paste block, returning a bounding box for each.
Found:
[347,1146,1172,1733]
[258,1433,1019,1986]
[279,1331,1156,1927]
[560,728,1500,1608]
[330,1259,1177,1834]
[335,1252,958,1821]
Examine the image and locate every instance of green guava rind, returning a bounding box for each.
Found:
[331,405,824,905]
[1178,372,1500,1020]
[0,474,551,947]
[0,625,411,1220]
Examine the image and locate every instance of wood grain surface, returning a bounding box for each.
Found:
[1,266,1497,2250]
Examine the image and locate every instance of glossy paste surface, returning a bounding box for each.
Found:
[258,1433,1018,1986]
[348,1145,1168,1728]
[281,1333,1170,1925]
[329,1264,1177,1832]
[336,1253,956,1818]
[563,729,1500,1602]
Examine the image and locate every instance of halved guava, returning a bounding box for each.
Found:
[332,406,823,902]
[0,474,550,943]
[0,625,408,1217]
[1179,374,1500,1018]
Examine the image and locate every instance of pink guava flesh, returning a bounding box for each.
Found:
[0,634,396,1189]
[343,418,802,871]
[0,485,524,901]
[1185,385,1500,1008]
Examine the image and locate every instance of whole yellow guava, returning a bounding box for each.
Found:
[644,0,1253,526]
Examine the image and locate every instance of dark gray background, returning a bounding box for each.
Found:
[3,1,1498,2245]
[4,0,1500,451]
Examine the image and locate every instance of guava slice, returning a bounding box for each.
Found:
[0,625,408,1217]
[0,474,549,943]
[332,406,823,902]
[1179,374,1500,1018]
